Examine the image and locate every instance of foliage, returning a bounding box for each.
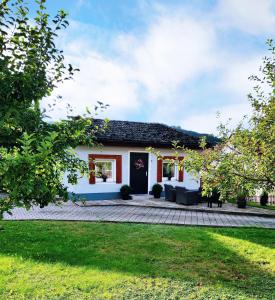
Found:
[148,40,275,200]
[0,0,108,215]
[260,191,269,206]
[120,185,132,200]
[0,221,274,299]
[152,183,163,198]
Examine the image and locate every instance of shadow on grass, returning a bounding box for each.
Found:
[0,221,274,298]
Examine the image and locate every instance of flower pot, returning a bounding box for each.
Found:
[153,192,161,199]
[121,194,132,200]
[260,192,268,206]
[102,178,107,182]
[237,198,247,208]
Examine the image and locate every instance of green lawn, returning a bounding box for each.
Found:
[0,221,274,299]
[247,201,275,211]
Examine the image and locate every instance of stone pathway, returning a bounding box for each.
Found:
[3,201,275,228]
[76,195,275,217]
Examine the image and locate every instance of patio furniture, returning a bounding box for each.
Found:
[164,184,176,202]
[175,186,200,205]
[207,190,222,208]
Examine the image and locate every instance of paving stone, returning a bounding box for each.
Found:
[3,202,275,229]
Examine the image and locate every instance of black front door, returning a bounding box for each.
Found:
[130,152,148,194]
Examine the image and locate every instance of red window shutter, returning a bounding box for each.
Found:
[116,155,122,183]
[88,154,122,184]
[178,158,184,182]
[88,155,96,184]
[178,169,184,182]
[157,159,163,182]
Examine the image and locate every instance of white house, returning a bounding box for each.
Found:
[68,120,203,200]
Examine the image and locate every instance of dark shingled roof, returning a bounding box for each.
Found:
[90,119,203,149]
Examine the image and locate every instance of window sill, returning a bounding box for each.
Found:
[95,181,117,184]
[162,178,178,182]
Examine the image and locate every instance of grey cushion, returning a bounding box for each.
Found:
[164,184,176,202]
[175,186,200,205]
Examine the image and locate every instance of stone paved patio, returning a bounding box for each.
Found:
[3,201,275,228]
[76,195,275,217]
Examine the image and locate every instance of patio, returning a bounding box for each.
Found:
[76,194,275,217]
[3,200,275,228]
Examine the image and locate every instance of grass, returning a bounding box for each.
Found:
[247,201,275,211]
[0,221,274,299]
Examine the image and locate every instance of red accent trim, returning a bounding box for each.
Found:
[88,154,122,184]
[116,155,122,183]
[89,161,96,184]
[157,159,163,182]
[156,156,184,182]
[178,166,184,182]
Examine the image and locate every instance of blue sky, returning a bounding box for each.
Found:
[44,0,275,134]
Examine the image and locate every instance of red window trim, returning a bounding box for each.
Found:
[157,156,184,183]
[88,154,122,184]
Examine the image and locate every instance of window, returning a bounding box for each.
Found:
[95,160,115,183]
[89,154,122,184]
[157,156,184,183]
[162,161,177,181]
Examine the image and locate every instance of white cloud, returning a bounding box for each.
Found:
[128,16,217,99]
[48,13,218,120]
[44,1,274,134]
[219,55,263,97]
[181,102,252,134]
[216,0,275,35]
[48,48,139,120]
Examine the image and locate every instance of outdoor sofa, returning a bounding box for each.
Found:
[175,186,200,205]
[164,184,176,202]
[164,184,222,207]
[164,184,200,205]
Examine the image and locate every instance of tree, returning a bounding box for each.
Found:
[148,39,275,200]
[0,0,108,216]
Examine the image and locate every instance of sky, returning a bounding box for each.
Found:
[43,0,275,134]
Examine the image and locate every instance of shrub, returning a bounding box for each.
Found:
[152,184,163,198]
[237,191,247,208]
[260,191,268,206]
[120,185,133,200]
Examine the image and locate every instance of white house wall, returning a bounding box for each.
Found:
[66,145,200,200]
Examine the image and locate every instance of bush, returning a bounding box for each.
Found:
[237,191,247,208]
[120,185,133,200]
[152,184,163,198]
[260,191,268,206]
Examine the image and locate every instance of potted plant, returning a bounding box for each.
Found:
[120,185,133,200]
[237,191,247,208]
[167,171,172,181]
[260,191,268,206]
[152,183,163,198]
[101,173,108,182]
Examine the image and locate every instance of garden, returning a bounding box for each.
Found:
[0,221,274,299]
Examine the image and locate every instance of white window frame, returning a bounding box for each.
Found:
[94,159,116,183]
[162,161,179,182]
